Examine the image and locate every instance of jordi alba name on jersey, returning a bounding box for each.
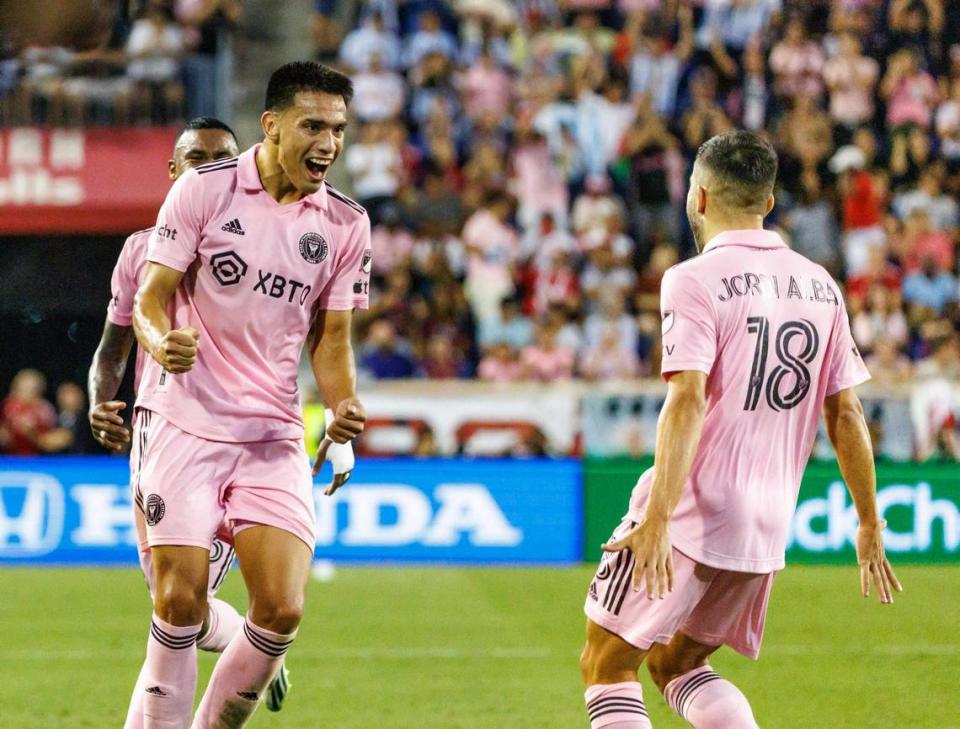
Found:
[628,229,869,573]
[137,145,371,443]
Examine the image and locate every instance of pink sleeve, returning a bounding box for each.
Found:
[106,234,139,326]
[317,212,372,311]
[659,266,717,379]
[146,170,204,272]
[826,298,871,396]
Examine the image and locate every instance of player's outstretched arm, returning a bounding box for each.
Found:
[604,370,707,599]
[87,320,135,451]
[133,262,198,374]
[308,309,366,492]
[823,387,903,604]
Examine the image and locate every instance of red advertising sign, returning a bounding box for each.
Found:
[0,127,177,234]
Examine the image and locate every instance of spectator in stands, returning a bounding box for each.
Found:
[738,38,769,131]
[370,204,414,277]
[18,46,71,124]
[890,124,934,190]
[571,174,622,245]
[462,193,520,328]
[882,48,939,131]
[512,118,570,233]
[770,15,826,102]
[360,320,418,379]
[823,32,879,139]
[339,11,401,72]
[176,0,240,120]
[910,334,960,461]
[0,369,57,456]
[680,67,732,153]
[478,297,534,352]
[421,333,468,378]
[902,254,958,316]
[625,7,694,119]
[53,381,91,454]
[893,162,960,232]
[578,324,642,381]
[851,284,910,355]
[478,342,524,383]
[832,144,886,275]
[311,0,341,63]
[583,288,638,355]
[126,0,185,123]
[345,121,402,223]
[935,77,960,165]
[520,323,575,382]
[352,51,406,122]
[460,45,512,120]
[620,96,684,246]
[784,174,841,273]
[407,163,466,236]
[403,8,458,69]
[900,208,954,274]
[865,338,914,387]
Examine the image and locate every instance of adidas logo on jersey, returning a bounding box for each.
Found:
[221,218,245,235]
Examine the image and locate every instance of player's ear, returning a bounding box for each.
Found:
[697,185,707,215]
[764,193,775,217]
[262,110,280,143]
[167,158,176,180]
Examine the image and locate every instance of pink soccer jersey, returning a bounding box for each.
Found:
[106,227,152,396]
[628,229,870,573]
[136,145,372,443]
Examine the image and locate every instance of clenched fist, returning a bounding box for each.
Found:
[153,327,199,373]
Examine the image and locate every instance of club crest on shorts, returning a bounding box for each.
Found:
[299,232,328,264]
[360,249,372,274]
[145,494,166,526]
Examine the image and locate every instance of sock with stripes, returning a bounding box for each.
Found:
[196,598,244,653]
[190,617,296,728]
[664,665,758,729]
[140,614,202,729]
[584,682,653,728]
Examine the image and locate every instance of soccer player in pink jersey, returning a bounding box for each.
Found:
[126,62,371,729]
[87,118,298,722]
[579,131,902,729]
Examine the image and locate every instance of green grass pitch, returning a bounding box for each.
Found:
[1,564,958,728]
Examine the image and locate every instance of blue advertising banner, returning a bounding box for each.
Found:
[0,457,582,565]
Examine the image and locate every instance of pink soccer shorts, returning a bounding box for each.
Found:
[585,519,775,659]
[133,409,316,552]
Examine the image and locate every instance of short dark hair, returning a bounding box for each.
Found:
[265,61,353,111]
[176,117,238,145]
[696,130,778,213]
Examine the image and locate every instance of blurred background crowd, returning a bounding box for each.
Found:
[1,0,959,458]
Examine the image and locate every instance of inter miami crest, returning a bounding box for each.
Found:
[299,232,328,264]
[145,494,166,526]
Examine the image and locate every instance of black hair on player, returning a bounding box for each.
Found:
[695,130,778,213]
[264,61,353,111]
[176,117,238,144]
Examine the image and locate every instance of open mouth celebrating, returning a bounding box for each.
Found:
[305,157,331,181]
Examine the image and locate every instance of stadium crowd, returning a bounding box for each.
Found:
[0,0,238,125]
[2,0,959,458]
[305,0,960,392]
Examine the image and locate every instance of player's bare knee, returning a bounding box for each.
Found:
[645,650,673,693]
[153,577,207,626]
[250,594,304,634]
[580,636,638,686]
